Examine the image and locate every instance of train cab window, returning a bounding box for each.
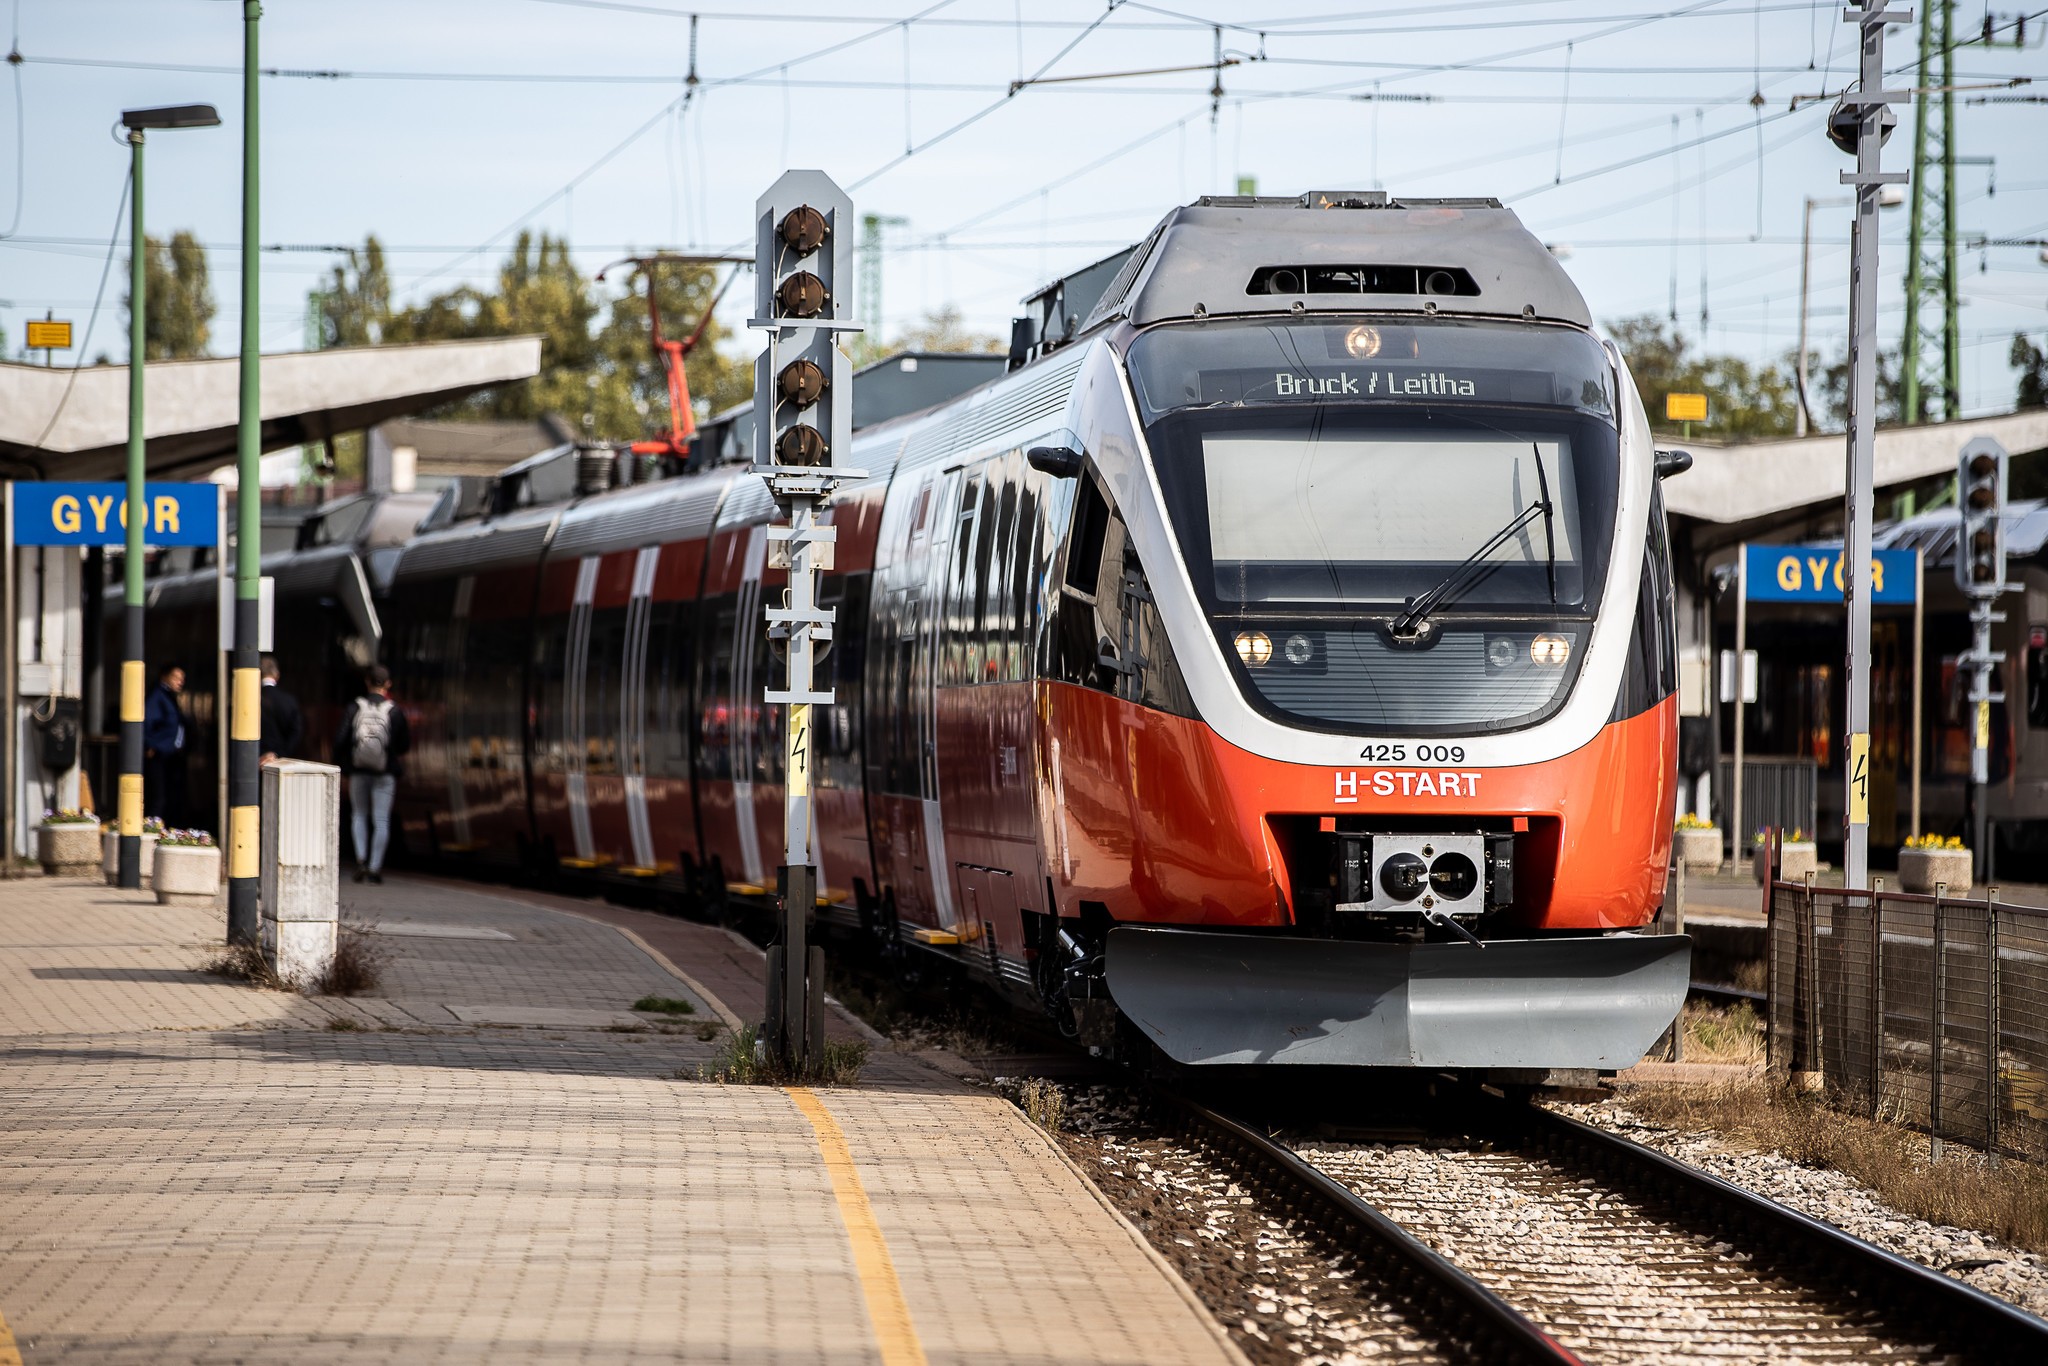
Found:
[1051,471,1194,717]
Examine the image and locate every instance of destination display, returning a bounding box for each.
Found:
[1194,364,1564,407]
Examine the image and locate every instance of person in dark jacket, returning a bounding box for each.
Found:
[142,663,188,825]
[334,665,410,884]
[258,655,304,763]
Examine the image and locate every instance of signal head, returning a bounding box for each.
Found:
[778,205,830,254]
[778,358,827,407]
[775,426,828,466]
[776,271,828,318]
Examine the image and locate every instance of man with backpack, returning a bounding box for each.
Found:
[335,666,410,884]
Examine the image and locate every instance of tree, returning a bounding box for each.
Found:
[315,238,393,349]
[1815,343,1903,431]
[308,231,752,443]
[1605,315,1799,439]
[2013,333,2048,409]
[889,304,1004,356]
[123,230,215,360]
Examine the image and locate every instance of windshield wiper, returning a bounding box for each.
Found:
[1391,442,1559,639]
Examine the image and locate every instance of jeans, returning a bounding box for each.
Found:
[349,773,396,873]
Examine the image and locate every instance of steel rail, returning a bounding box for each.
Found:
[1154,1091,1583,1366]
[1502,1100,2048,1363]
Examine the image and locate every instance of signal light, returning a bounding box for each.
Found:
[778,358,826,407]
[777,205,829,253]
[1955,437,2008,597]
[754,172,853,478]
[776,426,828,465]
[776,271,827,318]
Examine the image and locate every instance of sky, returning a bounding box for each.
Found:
[1,0,2044,418]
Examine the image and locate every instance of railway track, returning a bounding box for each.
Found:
[1159,1090,2048,1365]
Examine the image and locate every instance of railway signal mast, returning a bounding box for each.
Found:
[751,171,863,1069]
[1956,437,2010,878]
[1832,0,1910,894]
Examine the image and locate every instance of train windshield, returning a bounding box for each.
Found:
[1126,318,1620,735]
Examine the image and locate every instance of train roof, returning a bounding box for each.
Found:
[1092,193,1593,334]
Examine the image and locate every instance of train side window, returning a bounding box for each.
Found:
[1011,483,1040,682]
[2030,642,2048,731]
[945,473,981,686]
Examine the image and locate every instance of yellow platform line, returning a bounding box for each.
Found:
[785,1087,927,1366]
[0,1306,22,1366]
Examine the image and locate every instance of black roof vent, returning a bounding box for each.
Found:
[1247,264,1480,298]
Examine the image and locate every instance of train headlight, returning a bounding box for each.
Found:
[1234,631,1273,667]
[1283,633,1314,666]
[1344,324,1382,359]
[1530,634,1570,667]
[1429,852,1479,901]
[1486,636,1517,671]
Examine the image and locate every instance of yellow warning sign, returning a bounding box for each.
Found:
[1847,732,1870,825]
[25,319,72,349]
[1665,391,1708,422]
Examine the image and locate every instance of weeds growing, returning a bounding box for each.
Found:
[696,1023,869,1086]
[632,995,697,1016]
[325,1016,365,1032]
[317,927,386,996]
[1627,1077,2048,1254]
[1018,1078,1067,1133]
[201,938,285,990]
[1680,1000,1765,1064]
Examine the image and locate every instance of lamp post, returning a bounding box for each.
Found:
[1796,184,1903,438]
[115,102,220,892]
[229,0,262,945]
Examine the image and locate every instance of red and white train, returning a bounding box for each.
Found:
[152,193,1695,1075]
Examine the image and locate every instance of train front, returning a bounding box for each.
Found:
[1074,198,1689,1076]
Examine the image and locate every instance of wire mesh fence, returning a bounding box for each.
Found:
[1768,879,2048,1160]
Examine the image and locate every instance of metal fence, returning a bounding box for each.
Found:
[1768,879,2048,1160]
[1716,757,1819,854]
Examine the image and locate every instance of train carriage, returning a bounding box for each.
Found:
[146,192,1699,1079]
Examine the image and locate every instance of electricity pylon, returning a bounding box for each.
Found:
[1901,0,1960,424]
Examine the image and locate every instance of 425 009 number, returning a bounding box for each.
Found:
[1359,742,1467,763]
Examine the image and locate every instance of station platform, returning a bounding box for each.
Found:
[0,873,1243,1365]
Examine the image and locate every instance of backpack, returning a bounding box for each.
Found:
[350,698,394,774]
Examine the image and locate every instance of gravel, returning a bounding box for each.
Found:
[1297,1137,1936,1364]
[1555,1093,2048,1321]
[1014,1085,1451,1366]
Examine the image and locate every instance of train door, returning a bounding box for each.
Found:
[622,546,660,871]
[917,467,966,932]
[445,575,474,849]
[729,525,769,889]
[563,556,599,864]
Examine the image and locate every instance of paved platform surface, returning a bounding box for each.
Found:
[0,873,1242,1366]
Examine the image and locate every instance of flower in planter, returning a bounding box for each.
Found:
[1675,813,1715,831]
[40,807,99,825]
[158,829,217,849]
[1902,833,1966,850]
[142,817,167,835]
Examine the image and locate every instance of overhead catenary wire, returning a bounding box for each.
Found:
[30,166,129,451]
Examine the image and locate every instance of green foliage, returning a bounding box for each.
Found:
[697,1023,869,1086]
[1606,315,1800,439]
[882,304,1004,358]
[2013,333,2048,410]
[308,232,751,444]
[124,230,216,360]
[632,995,696,1016]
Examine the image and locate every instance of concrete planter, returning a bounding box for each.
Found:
[1898,846,1973,896]
[154,844,221,907]
[1674,827,1722,873]
[1754,841,1818,884]
[37,822,102,876]
[101,830,160,886]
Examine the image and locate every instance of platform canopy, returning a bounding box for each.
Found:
[0,335,543,480]
[1662,408,2048,526]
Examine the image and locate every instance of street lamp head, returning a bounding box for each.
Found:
[120,104,221,132]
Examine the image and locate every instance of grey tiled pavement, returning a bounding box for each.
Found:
[0,874,1243,1365]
